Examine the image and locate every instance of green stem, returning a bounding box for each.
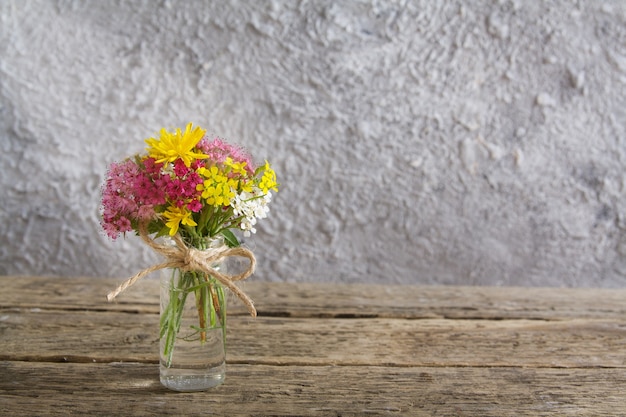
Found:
[160,267,227,368]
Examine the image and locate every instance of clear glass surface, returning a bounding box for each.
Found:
[159,267,226,392]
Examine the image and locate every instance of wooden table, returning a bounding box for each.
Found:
[1,276,625,416]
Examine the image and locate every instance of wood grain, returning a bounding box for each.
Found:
[2,276,626,416]
[3,276,626,319]
[1,361,625,417]
[1,310,625,368]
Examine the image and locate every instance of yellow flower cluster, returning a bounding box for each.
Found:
[259,161,279,194]
[197,166,237,207]
[225,157,253,193]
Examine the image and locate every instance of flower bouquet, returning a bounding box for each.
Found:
[101,123,278,391]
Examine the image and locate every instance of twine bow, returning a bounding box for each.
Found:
[106,222,257,317]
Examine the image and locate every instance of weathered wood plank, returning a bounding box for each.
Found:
[1,361,625,417]
[2,276,626,320]
[2,277,625,416]
[1,310,624,368]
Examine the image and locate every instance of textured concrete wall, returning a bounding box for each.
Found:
[1,0,625,287]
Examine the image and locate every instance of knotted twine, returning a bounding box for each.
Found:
[106,222,257,317]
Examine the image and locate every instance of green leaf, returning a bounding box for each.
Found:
[220,229,240,248]
[155,225,171,239]
[147,220,162,234]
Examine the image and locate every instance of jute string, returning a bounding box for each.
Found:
[106,222,257,317]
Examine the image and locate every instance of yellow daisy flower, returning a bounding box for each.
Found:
[145,122,207,167]
[162,205,198,236]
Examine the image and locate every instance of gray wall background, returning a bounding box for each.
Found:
[1,0,625,287]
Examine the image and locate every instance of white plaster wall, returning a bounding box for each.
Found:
[1,0,625,287]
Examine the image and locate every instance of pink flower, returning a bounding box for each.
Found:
[115,216,132,233]
[143,157,163,175]
[197,137,255,175]
[137,205,156,220]
[173,159,189,177]
[101,159,162,239]
[187,199,202,212]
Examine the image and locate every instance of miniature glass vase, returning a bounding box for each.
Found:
[159,241,227,392]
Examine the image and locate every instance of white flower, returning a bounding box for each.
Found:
[231,189,273,237]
